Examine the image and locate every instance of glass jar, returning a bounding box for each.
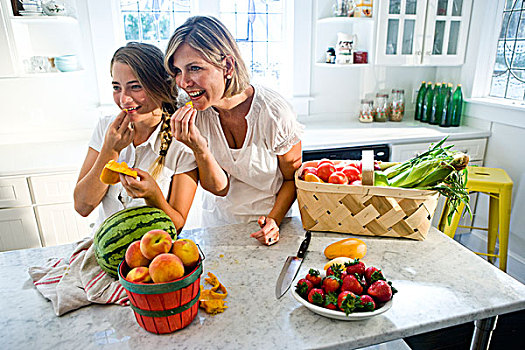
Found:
[389,89,405,122]
[359,99,374,123]
[374,93,388,122]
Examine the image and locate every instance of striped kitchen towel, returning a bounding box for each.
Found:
[28,237,129,316]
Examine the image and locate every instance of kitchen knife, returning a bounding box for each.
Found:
[275,230,312,299]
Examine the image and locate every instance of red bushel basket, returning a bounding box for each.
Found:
[118,258,203,334]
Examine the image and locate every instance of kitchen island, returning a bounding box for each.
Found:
[2,217,525,350]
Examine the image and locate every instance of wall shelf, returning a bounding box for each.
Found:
[317,16,373,25]
[10,15,77,24]
[315,62,370,68]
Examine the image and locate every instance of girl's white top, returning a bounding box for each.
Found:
[195,85,304,227]
[88,115,197,231]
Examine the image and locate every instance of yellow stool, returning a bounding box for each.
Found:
[438,166,513,271]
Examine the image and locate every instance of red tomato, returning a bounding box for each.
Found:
[342,166,361,182]
[302,160,319,168]
[302,166,318,178]
[328,171,349,184]
[317,163,336,182]
[317,158,335,167]
[335,164,346,172]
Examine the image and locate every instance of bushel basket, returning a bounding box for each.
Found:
[118,259,202,334]
[295,160,440,241]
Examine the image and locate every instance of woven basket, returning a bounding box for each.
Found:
[295,160,440,241]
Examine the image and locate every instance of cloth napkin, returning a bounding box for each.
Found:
[28,237,129,316]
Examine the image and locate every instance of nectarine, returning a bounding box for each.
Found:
[125,241,151,268]
[171,239,200,268]
[140,229,173,260]
[126,266,152,283]
[149,253,185,283]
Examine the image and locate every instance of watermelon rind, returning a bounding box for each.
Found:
[93,206,177,278]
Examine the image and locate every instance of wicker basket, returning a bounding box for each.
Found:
[295,160,440,241]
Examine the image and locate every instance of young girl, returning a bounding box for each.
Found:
[74,42,198,232]
[165,16,303,245]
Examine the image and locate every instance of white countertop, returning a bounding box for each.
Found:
[0,119,490,176]
[2,218,524,349]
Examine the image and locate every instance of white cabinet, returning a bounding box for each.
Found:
[376,0,472,66]
[390,138,486,162]
[0,207,41,251]
[0,171,94,251]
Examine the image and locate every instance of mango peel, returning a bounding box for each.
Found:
[100,160,138,185]
[199,272,228,315]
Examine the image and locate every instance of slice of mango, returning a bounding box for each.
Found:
[100,160,138,185]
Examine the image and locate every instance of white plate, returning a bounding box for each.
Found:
[291,272,393,321]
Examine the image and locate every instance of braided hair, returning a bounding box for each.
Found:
[111,42,177,180]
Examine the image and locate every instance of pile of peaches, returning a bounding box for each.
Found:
[125,229,200,284]
[300,159,365,185]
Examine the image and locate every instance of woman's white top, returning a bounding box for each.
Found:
[195,85,304,227]
[88,115,197,230]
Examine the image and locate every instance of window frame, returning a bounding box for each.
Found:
[87,0,305,110]
[467,0,525,112]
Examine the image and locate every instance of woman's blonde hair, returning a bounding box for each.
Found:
[164,16,250,98]
[111,42,177,179]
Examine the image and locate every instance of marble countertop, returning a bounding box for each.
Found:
[0,118,490,176]
[2,217,524,350]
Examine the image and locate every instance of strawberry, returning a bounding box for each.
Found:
[307,288,325,306]
[305,268,322,287]
[357,295,376,311]
[337,291,360,315]
[344,258,366,277]
[322,275,341,293]
[364,266,385,285]
[367,280,393,302]
[324,292,339,310]
[341,274,363,295]
[295,278,313,298]
[326,263,344,278]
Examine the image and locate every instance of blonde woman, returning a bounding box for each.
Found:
[74,42,198,232]
[166,16,303,245]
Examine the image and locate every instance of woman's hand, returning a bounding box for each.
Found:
[119,168,164,207]
[171,105,208,153]
[103,111,135,154]
[250,216,279,246]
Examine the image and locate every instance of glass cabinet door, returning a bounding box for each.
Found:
[422,0,473,65]
[376,0,428,65]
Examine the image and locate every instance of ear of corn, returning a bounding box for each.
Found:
[374,137,471,223]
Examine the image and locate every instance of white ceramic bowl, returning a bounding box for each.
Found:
[291,271,394,321]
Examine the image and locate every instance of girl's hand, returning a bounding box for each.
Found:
[103,111,134,154]
[119,168,164,207]
[171,105,208,153]
[250,216,279,246]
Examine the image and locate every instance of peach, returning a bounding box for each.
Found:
[140,229,173,260]
[125,241,151,268]
[126,266,152,283]
[171,239,200,269]
[149,253,185,283]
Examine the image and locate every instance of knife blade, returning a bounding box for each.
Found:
[275,230,312,299]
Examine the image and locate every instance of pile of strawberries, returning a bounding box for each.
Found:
[295,259,397,316]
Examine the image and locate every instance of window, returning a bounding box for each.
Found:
[118,0,288,93]
[490,0,525,101]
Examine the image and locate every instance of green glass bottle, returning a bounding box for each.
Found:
[420,82,434,123]
[414,81,427,121]
[429,83,442,125]
[439,83,454,127]
[449,84,463,127]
